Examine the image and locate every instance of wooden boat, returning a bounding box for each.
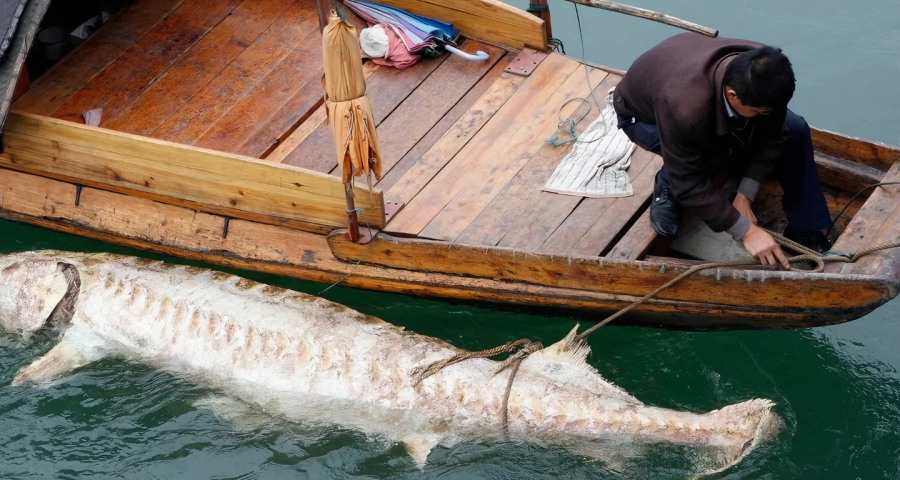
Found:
[0,0,897,330]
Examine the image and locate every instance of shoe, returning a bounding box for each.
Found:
[649,170,682,238]
[783,226,832,254]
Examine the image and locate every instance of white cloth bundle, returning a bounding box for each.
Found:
[542,89,636,198]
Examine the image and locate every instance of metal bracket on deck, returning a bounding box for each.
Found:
[383,200,405,224]
[504,48,548,77]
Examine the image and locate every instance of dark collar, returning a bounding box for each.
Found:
[713,54,738,136]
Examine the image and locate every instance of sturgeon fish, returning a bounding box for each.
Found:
[0,251,779,473]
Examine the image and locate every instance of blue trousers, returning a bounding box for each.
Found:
[620,110,832,232]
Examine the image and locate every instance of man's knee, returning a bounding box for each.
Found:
[620,121,661,155]
[784,109,811,143]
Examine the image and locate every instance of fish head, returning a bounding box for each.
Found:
[0,253,73,337]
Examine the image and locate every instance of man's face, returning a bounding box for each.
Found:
[725,87,773,118]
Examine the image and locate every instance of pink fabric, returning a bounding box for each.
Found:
[360,24,420,69]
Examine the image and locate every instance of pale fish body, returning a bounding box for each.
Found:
[0,251,779,473]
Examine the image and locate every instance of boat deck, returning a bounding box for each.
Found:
[12,0,666,260]
[9,0,889,265]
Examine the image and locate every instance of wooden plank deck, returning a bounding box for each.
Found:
[7,0,700,263]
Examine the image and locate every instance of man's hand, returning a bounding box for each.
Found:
[742,224,790,270]
[733,193,757,225]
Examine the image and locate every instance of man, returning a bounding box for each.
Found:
[613,33,832,270]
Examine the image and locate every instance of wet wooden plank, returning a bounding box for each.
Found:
[606,208,655,260]
[411,55,591,241]
[280,53,449,172]
[375,52,511,192]
[383,65,523,213]
[456,72,613,247]
[50,0,244,124]
[826,162,900,278]
[102,0,295,136]
[538,149,658,255]
[12,0,185,115]
[195,28,324,153]
[151,1,319,145]
[363,41,505,178]
[497,74,623,251]
[811,127,900,173]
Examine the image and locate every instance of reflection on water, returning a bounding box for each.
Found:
[1,219,899,478]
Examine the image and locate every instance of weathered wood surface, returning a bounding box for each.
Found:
[328,229,896,310]
[12,0,186,116]
[455,70,610,247]
[364,41,505,177]
[264,61,379,163]
[2,168,895,329]
[193,20,324,152]
[0,0,50,133]
[102,0,298,136]
[826,162,900,278]
[418,64,607,242]
[280,52,449,172]
[498,75,625,250]
[562,0,717,37]
[606,208,656,260]
[151,2,319,145]
[383,63,524,210]
[538,149,659,254]
[812,127,900,173]
[815,153,886,193]
[49,0,245,125]
[1,112,385,229]
[375,53,512,192]
[387,53,581,237]
[373,0,546,50]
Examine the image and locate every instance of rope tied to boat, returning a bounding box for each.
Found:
[409,227,900,431]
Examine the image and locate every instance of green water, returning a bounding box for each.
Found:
[2,1,900,477]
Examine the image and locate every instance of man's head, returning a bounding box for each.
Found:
[723,46,795,117]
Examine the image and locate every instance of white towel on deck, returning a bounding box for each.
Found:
[542,89,636,198]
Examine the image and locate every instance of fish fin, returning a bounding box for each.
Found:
[537,324,595,373]
[699,399,781,476]
[403,433,441,469]
[12,337,91,386]
[12,323,106,386]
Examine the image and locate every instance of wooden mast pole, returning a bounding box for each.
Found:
[562,0,718,38]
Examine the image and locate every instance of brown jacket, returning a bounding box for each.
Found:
[613,33,788,233]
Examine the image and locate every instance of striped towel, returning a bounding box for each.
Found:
[542,89,636,198]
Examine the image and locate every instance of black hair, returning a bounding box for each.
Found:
[723,46,795,109]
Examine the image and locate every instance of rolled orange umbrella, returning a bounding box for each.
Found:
[322,10,381,185]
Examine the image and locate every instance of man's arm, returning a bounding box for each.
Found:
[656,101,789,269]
